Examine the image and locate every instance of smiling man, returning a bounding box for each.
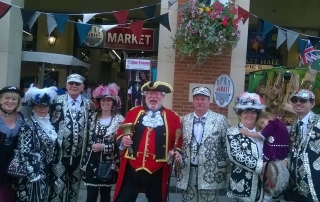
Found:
[177,86,230,202]
[49,73,95,202]
[287,89,320,202]
[113,81,182,202]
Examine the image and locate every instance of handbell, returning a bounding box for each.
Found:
[119,123,134,156]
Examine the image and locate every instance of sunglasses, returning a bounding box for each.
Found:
[68,82,81,86]
[290,97,309,104]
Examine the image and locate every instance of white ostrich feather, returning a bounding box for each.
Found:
[23,83,58,104]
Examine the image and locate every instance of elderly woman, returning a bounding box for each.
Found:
[226,92,266,202]
[82,83,124,202]
[15,84,58,202]
[0,86,25,202]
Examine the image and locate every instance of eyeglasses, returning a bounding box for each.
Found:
[290,97,309,104]
[68,82,81,86]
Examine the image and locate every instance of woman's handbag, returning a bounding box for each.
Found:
[7,150,27,178]
[7,124,40,178]
[95,152,117,184]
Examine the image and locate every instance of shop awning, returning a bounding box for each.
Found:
[21,51,89,69]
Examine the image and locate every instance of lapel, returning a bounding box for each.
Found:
[201,110,216,144]
[184,113,194,144]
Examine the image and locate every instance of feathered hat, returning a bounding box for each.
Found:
[23,84,58,107]
[234,92,266,114]
[92,83,121,109]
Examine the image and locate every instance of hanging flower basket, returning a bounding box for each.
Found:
[173,0,241,67]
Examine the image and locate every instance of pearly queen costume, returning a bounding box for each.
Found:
[49,74,95,202]
[16,85,58,202]
[113,81,182,202]
[82,84,124,190]
[177,86,231,202]
[287,89,320,202]
[226,93,265,202]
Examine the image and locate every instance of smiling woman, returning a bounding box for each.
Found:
[226,92,267,202]
[0,86,25,202]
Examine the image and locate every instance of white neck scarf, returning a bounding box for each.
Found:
[32,111,57,141]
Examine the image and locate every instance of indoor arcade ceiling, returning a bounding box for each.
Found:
[25,0,161,21]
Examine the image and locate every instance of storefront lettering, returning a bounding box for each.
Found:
[246,58,281,65]
[107,33,152,45]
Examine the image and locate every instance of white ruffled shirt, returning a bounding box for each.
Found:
[32,112,57,142]
[142,110,164,128]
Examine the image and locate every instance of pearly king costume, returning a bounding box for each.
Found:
[177,86,231,202]
[16,85,58,202]
[287,89,320,202]
[226,93,265,202]
[49,74,95,202]
[113,81,182,202]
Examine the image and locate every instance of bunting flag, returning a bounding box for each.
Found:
[20,9,41,30]
[75,23,92,44]
[297,38,307,57]
[154,12,171,31]
[99,25,118,32]
[262,21,274,37]
[276,28,287,49]
[308,36,319,47]
[256,19,263,35]
[142,5,156,19]
[286,30,299,50]
[113,10,129,31]
[83,13,97,24]
[237,6,250,24]
[129,21,144,41]
[168,0,178,9]
[47,15,57,35]
[52,14,69,34]
[0,1,11,19]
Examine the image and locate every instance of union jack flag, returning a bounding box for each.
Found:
[300,39,317,65]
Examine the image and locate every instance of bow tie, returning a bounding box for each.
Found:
[194,117,206,125]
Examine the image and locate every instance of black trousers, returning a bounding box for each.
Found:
[86,186,111,202]
[115,164,163,202]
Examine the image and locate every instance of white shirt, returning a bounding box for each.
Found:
[298,111,312,138]
[247,127,263,158]
[67,94,82,113]
[99,117,111,126]
[191,111,208,165]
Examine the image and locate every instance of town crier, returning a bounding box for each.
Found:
[113,81,182,202]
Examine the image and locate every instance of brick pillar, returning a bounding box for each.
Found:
[172,0,231,117]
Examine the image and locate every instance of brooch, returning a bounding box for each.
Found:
[268,136,275,144]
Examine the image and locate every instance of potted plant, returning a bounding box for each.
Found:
[173,0,240,67]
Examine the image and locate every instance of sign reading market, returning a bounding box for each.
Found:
[213,75,234,107]
[105,27,154,51]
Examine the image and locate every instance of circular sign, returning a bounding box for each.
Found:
[213,75,234,107]
[84,25,104,47]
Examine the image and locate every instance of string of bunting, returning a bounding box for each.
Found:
[0,0,185,44]
[237,5,320,63]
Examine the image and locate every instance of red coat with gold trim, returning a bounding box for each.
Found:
[113,106,182,202]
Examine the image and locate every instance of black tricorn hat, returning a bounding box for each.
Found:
[0,86,25,98]
[141,81,173,94]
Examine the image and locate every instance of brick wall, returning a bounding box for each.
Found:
[172,0,232,117]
